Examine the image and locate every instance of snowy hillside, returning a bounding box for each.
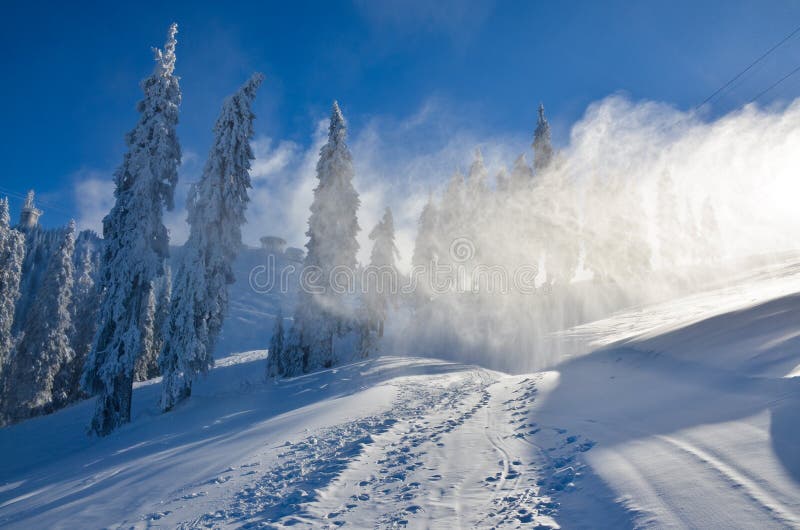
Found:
[211,245,301,357]
[1,258,799,529]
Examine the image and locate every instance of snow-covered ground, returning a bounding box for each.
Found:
[1,260,799,528]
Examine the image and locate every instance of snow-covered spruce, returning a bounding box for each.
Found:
[135,270,170,382]
[82,23,181,436]
[1,222,75,424]
[437,170,467,266]
[532,102,553,173]
[0,198,26,380]
[265,307,286,377]
[283,102,361,376]
[66,236,101,403]
[411,194,439,298]
[510,153,534,190]
[359,207,399,358]
[159,73,263,412]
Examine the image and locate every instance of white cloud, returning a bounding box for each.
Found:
[250,136,300,180]
[73,170,114,234]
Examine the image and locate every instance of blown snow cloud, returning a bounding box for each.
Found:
[75,95,800,275]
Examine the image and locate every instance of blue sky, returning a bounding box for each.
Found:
[2,0,800,240]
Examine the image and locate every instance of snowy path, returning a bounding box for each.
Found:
[168,369,599,529]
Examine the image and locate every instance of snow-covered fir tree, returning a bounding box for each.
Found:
[0,198,25,378]
[532,103,554,173]
[13,193,102,347]
[134,271,170,382]
[82,24,181,435]
[265,308,285,377]
[134,283,158,381]
[467,148,489,197]
[682,199,701,265]
[411,194,440,297]
[284,101,361,375]
[464,149,488,257]
[159,73,262,411]
[12,190,52,334]
[359,207,399,358]
[437,170,467,267]
[66,241,100,402]
[656,171,681,269]
[1,222,75,424]
[510,154,534,190]
[495,168,510,193]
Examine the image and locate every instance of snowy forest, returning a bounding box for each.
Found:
[0,23,777,435]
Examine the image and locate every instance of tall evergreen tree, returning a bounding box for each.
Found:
[464,149,488,250]
[467,148,489,195]
[2,222,75,424]
[82,24,181,435]
[285,102,361,375]
[359,208,399,358]
[0,198,25,379]
[494,168,510,193]
[265,308,285,378]
[134,282,159,381]
[438,170,467,267]
[412,194,440,297]
[67,242,100,402]
[532,103,554,173]
[682,199,701,265]
[159,73,262,411]
[134,270,170,382]
[656,171,681,269]
[510,154,534,190]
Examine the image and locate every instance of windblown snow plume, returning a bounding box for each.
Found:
[379,96,800,372]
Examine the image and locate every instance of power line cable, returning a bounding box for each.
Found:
[696,22,800,110]
[0,184,76,217]
[750,63,800,102]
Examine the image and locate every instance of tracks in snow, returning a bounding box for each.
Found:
[173,369,595,529]
[475,375,596,529]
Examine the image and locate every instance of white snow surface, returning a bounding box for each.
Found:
[1,260,800,528]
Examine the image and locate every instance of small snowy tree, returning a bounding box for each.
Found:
[82,24,181,435]
[265,308,285,378]
[159,73,263,411]
[0,198,25,378]
[532,103,554,173]
[285,101,361,374]
[359,208,399,358]
[2,222,75,424]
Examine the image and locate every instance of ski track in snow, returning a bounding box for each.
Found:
[169,371,595,529]
[656,434,800,527]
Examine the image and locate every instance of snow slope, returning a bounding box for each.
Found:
[1,260,799,528]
